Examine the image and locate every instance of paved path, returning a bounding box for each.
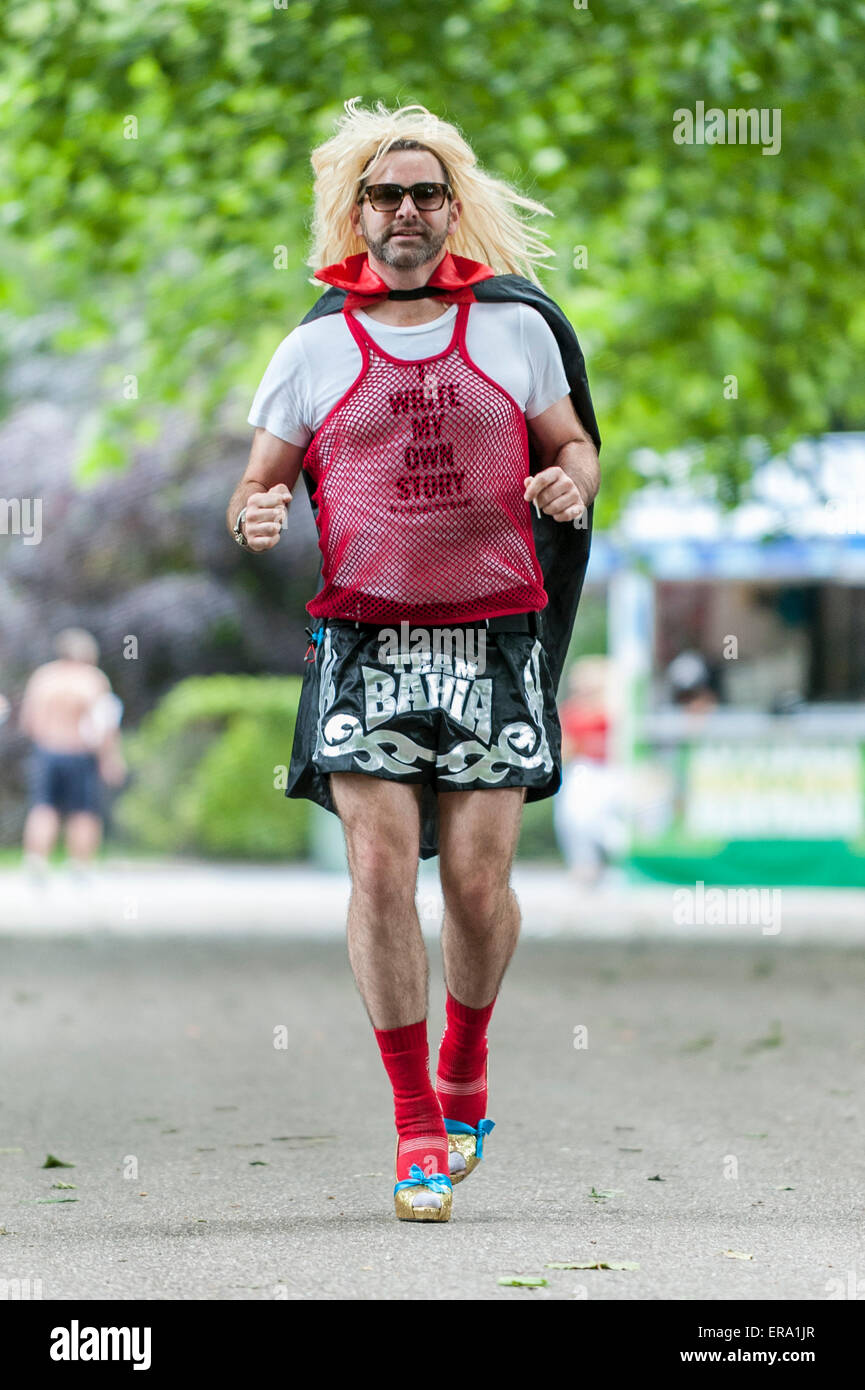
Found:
[2,916,864,1300]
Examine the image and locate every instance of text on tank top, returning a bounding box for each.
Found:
[302,300,548,625]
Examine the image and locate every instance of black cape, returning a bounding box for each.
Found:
[284,274,601,859]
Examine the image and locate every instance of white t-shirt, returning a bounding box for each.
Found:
[247,301,571,447]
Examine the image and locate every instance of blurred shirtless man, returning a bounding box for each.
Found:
[18,629,125,872]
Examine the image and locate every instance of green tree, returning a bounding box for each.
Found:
[1,0,862,511]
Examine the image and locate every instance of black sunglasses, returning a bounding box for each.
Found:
[358,181,452,212]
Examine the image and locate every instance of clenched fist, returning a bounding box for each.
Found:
[523,467,588,525]
[241,484,292,552]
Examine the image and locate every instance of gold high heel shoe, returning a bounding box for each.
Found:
[444,1117,495,1184]
[440,1059,495,1184]
[393,1139,453,1222]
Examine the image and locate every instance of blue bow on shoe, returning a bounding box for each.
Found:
[393,1163,454,1196]
[443,1118,495,1160]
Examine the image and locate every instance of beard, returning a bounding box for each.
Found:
[360,214,449,270]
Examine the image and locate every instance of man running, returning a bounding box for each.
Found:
[19,628,125,875]
[228,100,600,1221]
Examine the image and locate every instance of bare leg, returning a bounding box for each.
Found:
[23,805,60,860]
[438,787,526,1007]
[65,813,102,863]
[329,773,426,1029]
[331,773,452,1213]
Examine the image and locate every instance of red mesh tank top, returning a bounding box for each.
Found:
[303,301,548,625]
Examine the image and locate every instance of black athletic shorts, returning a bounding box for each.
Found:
[28,746,102,816]
[307,618,562,796]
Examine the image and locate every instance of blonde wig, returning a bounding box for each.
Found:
[307,98,556,286]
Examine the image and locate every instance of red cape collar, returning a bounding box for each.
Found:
[314,251,496,310]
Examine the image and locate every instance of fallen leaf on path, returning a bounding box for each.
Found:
[589,1187,624,1201]
[497,1276,548,1287]
[546,1260,639,1271]
[647,1174,666,1181]
[42,1154,75,1168]
[270,1135,336,1143]
[619,1147,643,1153]
[744,1021,783,1053]
[775,1185,795,1190]
[28,1197,78,1204]
[722,1250,753,1260]
[51,1182,76,1189]
[249,1160,268,1166]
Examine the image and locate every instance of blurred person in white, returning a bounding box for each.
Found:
[18,628,126,877]
[554,656,627,885]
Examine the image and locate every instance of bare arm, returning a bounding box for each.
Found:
[98,724,126,787]
[227,428,309,552]
[524,395,600,524]
[17,673,40,737]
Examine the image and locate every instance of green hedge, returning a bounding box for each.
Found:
[115,675,308,859]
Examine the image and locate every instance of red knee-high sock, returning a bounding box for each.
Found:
[435,990,496,1129]
[374,1020,449,1183]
